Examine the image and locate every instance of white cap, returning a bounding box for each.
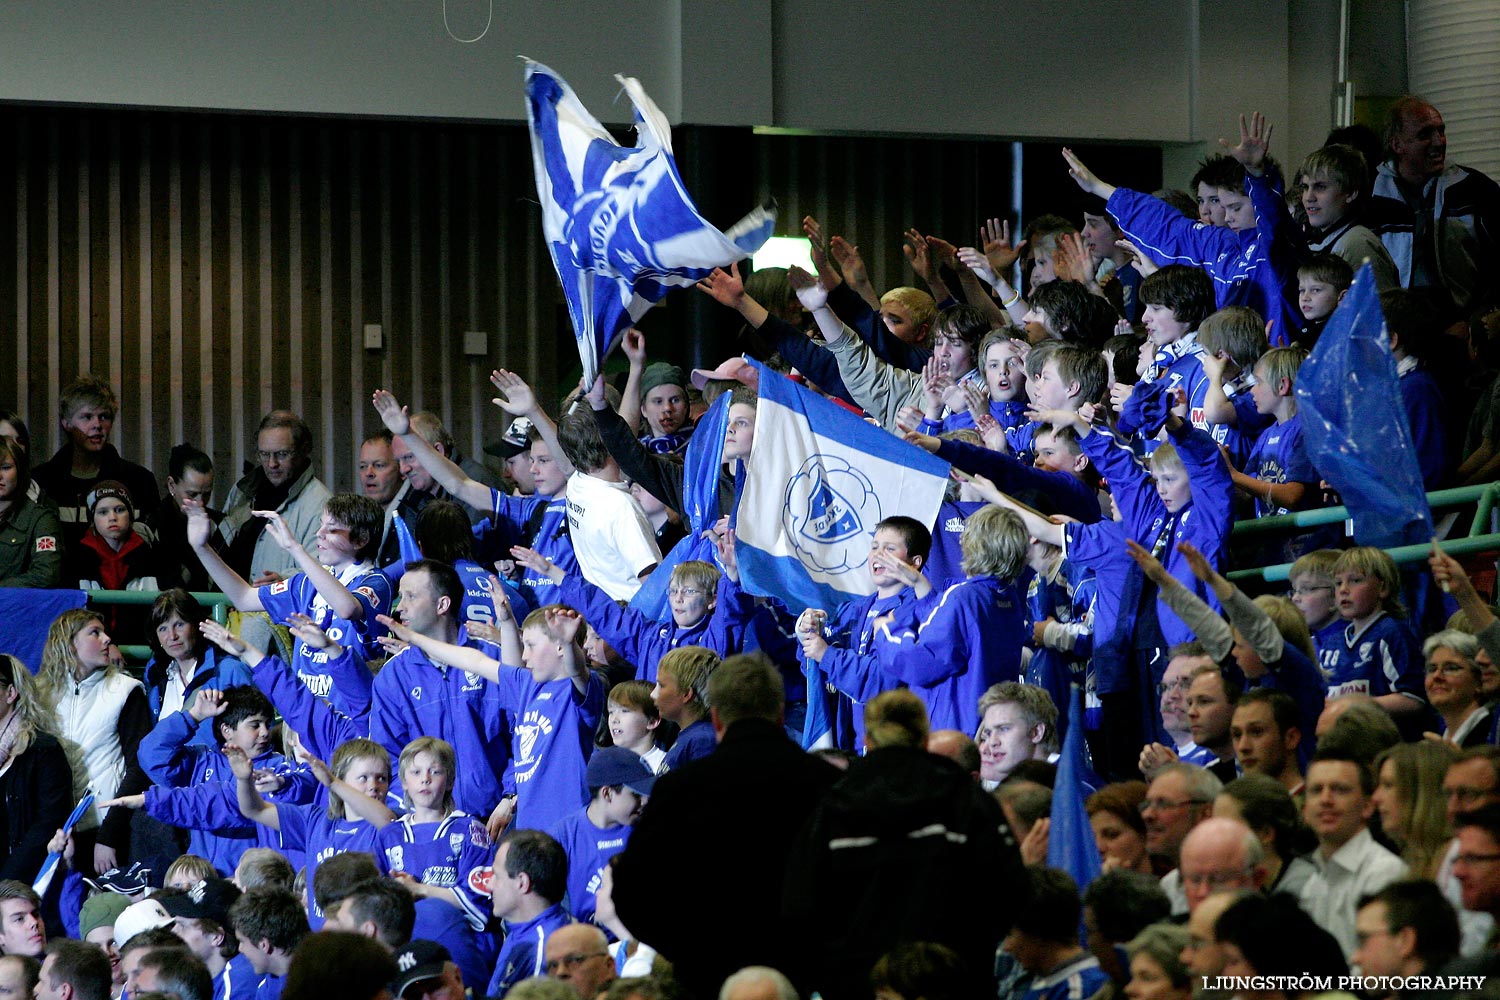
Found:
[113,898,176,947]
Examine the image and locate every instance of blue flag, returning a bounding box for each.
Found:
[1046,687,1102,894]
[1295,263,1433,549]
[734,361,950,614]
[0,588,88,673]
[379,510,426,585]
[630,392,732,621]
[523,61,776,385]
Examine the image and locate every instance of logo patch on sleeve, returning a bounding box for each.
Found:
[355,586,381,609]
[35,536,57,552]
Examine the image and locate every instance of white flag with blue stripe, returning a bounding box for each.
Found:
[735,361,950,615]
[524,60,776,384]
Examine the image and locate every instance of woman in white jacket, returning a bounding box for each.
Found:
[37,608,152,876]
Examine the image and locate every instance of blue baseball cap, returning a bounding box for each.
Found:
[586,746,657,796]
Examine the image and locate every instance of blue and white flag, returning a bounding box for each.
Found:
[524,60,776,385]
[735,361,949,614]
[1295,262,1433,549]
[630,392,732,621]
[33,793,94,896]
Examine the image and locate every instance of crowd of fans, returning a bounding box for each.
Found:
[0,95,1499,1000]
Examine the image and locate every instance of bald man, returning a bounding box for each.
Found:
[545,923,615,1000]
[1177,817,1266,914]
[927,730,980,779]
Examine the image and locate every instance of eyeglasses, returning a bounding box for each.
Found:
[1289,585,1332,597]
[1181,869,1254,889]
[667,586,704,598]
[1155,678,1193,695]
[257,449,296,463]
[1426,661,1474,676]
[1453,853,1500,866]
[544,951,608,974]
[1139,797,1209,814]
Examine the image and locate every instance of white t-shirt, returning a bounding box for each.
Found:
[565,471,661,602]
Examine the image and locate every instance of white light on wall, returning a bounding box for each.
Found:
[750,236,815,274]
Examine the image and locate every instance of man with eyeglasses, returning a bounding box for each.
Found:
[544,924,615,999]
[1177,817,1265,914]
[1448,804,1500,983]
[1142,763,1222,915]
[1179,889,1251,1000]
[1436,747,1500,954]
[221,410,332,584]
[1351,880,1460,998]
[1139,646,1218,780]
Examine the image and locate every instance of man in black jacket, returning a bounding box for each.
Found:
[612,653,837,1000]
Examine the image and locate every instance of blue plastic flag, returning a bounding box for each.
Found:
[1295,262,1433,549]
[379,511,427,586]
[33,793,95,895]
[630,392,732,621]
[1046,687,1101,895]
[524,61,776,385]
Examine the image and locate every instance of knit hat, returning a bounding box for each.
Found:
[85,480,134,517]
[78,892,133,941]
[640,361,687,398]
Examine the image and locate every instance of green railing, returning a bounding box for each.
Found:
[85,590,235,662]
[1227,482,1500,584]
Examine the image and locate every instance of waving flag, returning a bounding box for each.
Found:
[630,392,732,621]
[735,361,949,614]
[1295,263,1433,549]
[1046,687,1101,895]
[524,60,776,384]
[379,510,426,585]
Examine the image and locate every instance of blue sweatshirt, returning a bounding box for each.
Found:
[937,438,1102,526]
[377,812,494,931]
[661,718,717,772]
[1109,175,1305,347]
[370,636,512,818]
[557,573,747,682]
[490,665,606,832]
[874,574,1025,734]
[486,903,573,998]
[251,649,367,763]
[143,645,254,748]
[547,807,632,925]
[807,590,917,750]
[258,563,390,716]
[484,490,578,610]
[275,802,381,925]
[142,782,297,876]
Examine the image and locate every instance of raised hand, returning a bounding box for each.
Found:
[981,218,1025,275]
[621,328,648,367]
[376,613,417,645]
[200,619,247,657]
[902,229,934,281]
[1053,232,1095,284]
[962,381,991,424]
[488,574,515,625]
[696,263,745,309]
[1125,538,1174,587]
[183,498,213,549]
[371,389,411,435]
[902,429,941,454]
[1176,540,1217,584]
[925,235,961,271]
[920,357,951,413]
[828,236,870,289]
[1114,239,1158,278]
[224,744,254,780]
[582,374,609,412]
[1024,405,1084,432]
[490,369,539,419]
[1220,112,1272,176]
[964,471,1005,507]
[802,216,840,288]
[786,265,828,311]
[1062,147,1114,198]
[975,413,1007,452]
[711,526,740,583]
[287,613,335,650]
[253,510,297,552]
[545,606,583,645]
[956,246,998,286]
[189,688,228,723]
[510,545,564,583]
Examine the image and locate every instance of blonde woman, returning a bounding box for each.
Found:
[37,608,152,876]
[0,654,74,881]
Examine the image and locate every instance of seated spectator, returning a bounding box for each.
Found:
[977,683,1058,790]
[281,929,395,1000]
[1296,143,1399,293]
[544,923,616,1000]
[1214,773,1317,896]
[1123,922,1192,1000]
[64,481,162,632]
[154,443,225,593]
[1424,630,1493,746]
[1080,869,1171,989]
[0,434,63,588]
[32,376,159,549]
[1299,753,1409,957]
[0,656,72,884]
[1372,741,1460,881]
[142,589,254,745]
[221,410,332,584]
[1000,867,1109,1000]
[37,940,113,1000]
[482,830,573,999]
[1231,689,1307,796]
[1352,880,1460,995]
[868,942,968,1000]
[1176,817,1265,914]
[1142,763,1222,910]
[1211,894,1348,996]
[1086,781,1153,875]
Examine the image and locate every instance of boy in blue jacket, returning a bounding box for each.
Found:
[872,504,1029,736]
[795,516,932,752]
[1064,112,1306,346]
[1028,393,1234,778]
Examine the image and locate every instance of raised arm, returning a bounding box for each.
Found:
[375,614,504,681]
[1128,539,1233,662]
[618,329,648,434]
[258,509,362,622]
[964,473,1066,549]
[301,743,396,828]
[186,500,263,612]
[226,745,280,830]
[491,369,572,476]
[372,389,493,511]
[696,262,770,329]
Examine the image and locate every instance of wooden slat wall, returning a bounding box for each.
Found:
[0,107,556,496]
[0,108,1043,501]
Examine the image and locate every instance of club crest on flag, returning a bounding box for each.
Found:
[785,457,880,573]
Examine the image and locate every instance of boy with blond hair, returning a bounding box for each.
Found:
[654,646,720,771]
